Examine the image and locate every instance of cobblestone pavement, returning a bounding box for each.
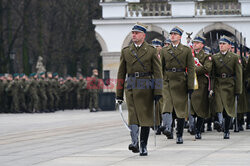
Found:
[0,109,250,166]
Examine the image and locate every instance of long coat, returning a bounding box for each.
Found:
[160,43,195,118]
[212,51,242,117]
[238,56,248,113]
[191,50,212,118]
[116,41,163,127]
[245,57,250,112]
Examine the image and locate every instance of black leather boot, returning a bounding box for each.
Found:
[207,119,212,131]
[195,117,204,139]
[224,116,231,139]
[140,127,149,156]
[214,113,223,132]
[188,114,196,135]
[162,113,173,138]
[176,118,184,144]
[128,125,139,153]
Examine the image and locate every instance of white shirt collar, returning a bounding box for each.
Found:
[221,51,227,55]
[172,43,179,48]
[134,43,142,48]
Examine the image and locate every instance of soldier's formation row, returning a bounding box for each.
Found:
[0,72,99,113]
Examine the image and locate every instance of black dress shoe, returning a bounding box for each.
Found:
[163,128,172,137]
[139,145,147,156]
[176,137,183,144]
[246,124,250,129]
[224,132,230,139]
[239,125,244,131]
[207,125,212,131]
[156,127,161,135]
[167,132,173,139]
[128,143,139,153]
[214,121,223,132]
[195,133,202,139]
[189,126,196,135]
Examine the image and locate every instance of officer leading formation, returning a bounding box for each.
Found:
[116,22,250,156]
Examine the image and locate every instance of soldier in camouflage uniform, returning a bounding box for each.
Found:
[38,72,48,112]
[18,73,27,112]
[88,69,100,112]
[59,77,68,110]
[77,75,87,109]
[25,73,39,113]
[52,73,60,111]
[47,72,55,112]
[0,74,5,113]
[64,75,74,109]
[6,73,20,113]
[5,74,13,113]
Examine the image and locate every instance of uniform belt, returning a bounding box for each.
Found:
[216,73,235,78]
[127,72,152,78]
[166,68,185,72]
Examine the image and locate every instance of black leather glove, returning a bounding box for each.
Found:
[188,89,193,99]
[154,95,162,102]
[116,96,124,104]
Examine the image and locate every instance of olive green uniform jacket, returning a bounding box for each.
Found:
[245,57,250,112]
[116,41,163,127]
[238,56,248,113]
[212,51,242,117]
[191,50,212,118]
[160,43,195,118]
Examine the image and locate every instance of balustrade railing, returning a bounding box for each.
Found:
[195,1,241,16]
[127,0,171,17]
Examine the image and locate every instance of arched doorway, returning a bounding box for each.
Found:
[122,25,169,48]
[203,30,235,54]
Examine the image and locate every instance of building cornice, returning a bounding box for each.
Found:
[93,16,250,25]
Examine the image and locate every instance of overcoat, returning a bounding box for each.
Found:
[212,51,242,117]
[191,50,212,118]
[116,42,163,126]
[160,43,195,118]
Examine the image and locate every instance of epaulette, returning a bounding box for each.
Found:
[149,44,155,48]
[122,46,129,50]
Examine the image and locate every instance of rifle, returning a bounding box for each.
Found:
[210,31,214,54]
[234,30,238,54]
[162,30,165,47]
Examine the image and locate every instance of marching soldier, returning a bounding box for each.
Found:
[160,26,195,144]
[116,22,162,156]
[212,35,242,139]
[189,35,212,139]
[164,38,171,48]
[246,56,250,129]
[152,38,164,135]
